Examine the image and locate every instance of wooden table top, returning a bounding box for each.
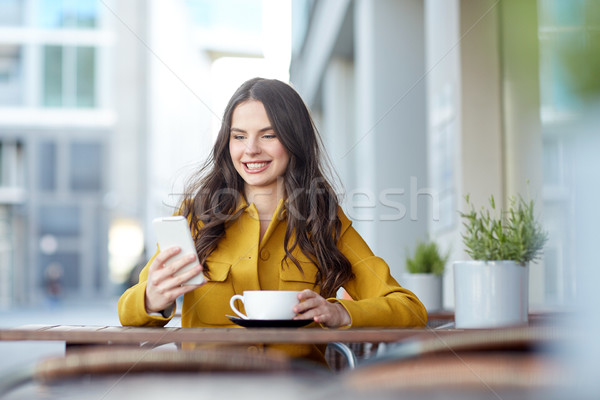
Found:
[0,324,566,348]
[0,325,453,345]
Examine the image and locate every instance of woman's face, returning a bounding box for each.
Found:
[228,100,290,197]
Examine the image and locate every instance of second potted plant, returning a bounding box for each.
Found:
[454,194,548,328]
[402,240,448,312]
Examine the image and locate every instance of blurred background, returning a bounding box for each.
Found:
[0,0,291,308]
[0,0,598,319]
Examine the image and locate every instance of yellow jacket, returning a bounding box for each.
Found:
[118,200,427,365]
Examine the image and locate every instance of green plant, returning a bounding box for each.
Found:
[460,194,549,265]
[405,240,448,275]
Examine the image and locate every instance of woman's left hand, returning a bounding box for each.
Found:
[293,289,351,328]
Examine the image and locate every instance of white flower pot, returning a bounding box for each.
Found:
[401,273,443,312]
[453,261,529,328]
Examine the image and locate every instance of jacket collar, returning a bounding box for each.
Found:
[235,196,287,221]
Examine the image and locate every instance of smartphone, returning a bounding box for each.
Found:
[152,216,205,285]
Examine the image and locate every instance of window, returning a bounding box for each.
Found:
[75,47,95,107]
[38,141,57,191]
[70,142,102,192]
[37,0,98,28]
[185,0,262,33]
[0,45,23,106]
[0,0,23,26]
[537,0,600,305]
[43,46,96,107]
[39,205,81,237]
[43,46,63,107]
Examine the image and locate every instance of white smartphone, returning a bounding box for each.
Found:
[152,216,205,285]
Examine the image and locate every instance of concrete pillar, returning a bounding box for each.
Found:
[322,58,355,198]
[352,0,427,277]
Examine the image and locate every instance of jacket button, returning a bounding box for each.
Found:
[260,249,270,261]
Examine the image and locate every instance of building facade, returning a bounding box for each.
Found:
[0,0,118,305]
[0,0,283,307]
[290,0,593,308]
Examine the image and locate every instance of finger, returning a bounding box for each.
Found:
[295,307,328,322]
[297,289,317,301]
[163,253,198,277]
[172,263,204,287]
[150,247,181,272]
[294,297,328,317]
[293,297,322,314]
[156,274,204,307]
[169,282,202,300]
[158,264,200,291]
[151,253,198,285]
[149,262,200,299]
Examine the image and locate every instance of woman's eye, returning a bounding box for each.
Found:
[233,135,245,140]
[263,134,276,139]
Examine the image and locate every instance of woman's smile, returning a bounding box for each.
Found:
[243,161,271,172]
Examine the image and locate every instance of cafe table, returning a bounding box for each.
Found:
[0,309,566,354]
[0,317,572,400]
[0,310,562,346]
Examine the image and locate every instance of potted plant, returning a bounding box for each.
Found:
[454,194,548,328]
[402,240,448,312]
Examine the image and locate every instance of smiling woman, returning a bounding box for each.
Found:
[118,78,427,368]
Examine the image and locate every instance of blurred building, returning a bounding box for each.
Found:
[0,0,118,306]
[0,0,281,307]
[290,0,591,309]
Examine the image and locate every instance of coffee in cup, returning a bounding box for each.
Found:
[229,290,300,320]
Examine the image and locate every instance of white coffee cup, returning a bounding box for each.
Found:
[229,290,300,320]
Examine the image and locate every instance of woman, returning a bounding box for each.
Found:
[118,78,427,365]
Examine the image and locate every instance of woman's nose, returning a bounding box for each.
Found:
[244,138,261,155]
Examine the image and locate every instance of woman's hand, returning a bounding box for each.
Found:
[293,289,351,328]
[144,246,204,314]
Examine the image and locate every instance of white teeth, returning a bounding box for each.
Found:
[245,162,268,169]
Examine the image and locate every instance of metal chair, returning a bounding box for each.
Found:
[326,342,357,370]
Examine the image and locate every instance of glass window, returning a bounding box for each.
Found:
[0,45,23,106]
[38,0,98,28]
[0,0,23,26]
[39,205,80,237]
[38,141,57,191]
[185,0,262,33]
[43,46,63,107]
[43,46,96,108]
[76,47,95,107]
[538,0,600,306]
[70,142,102,191]
[538,0,586,27]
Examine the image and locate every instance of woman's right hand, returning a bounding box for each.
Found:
[144,246,204,314]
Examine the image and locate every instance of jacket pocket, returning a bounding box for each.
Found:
[279,258,319,292]
[204,260,231,282]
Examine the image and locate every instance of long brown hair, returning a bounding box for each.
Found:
[180,78,353,298]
